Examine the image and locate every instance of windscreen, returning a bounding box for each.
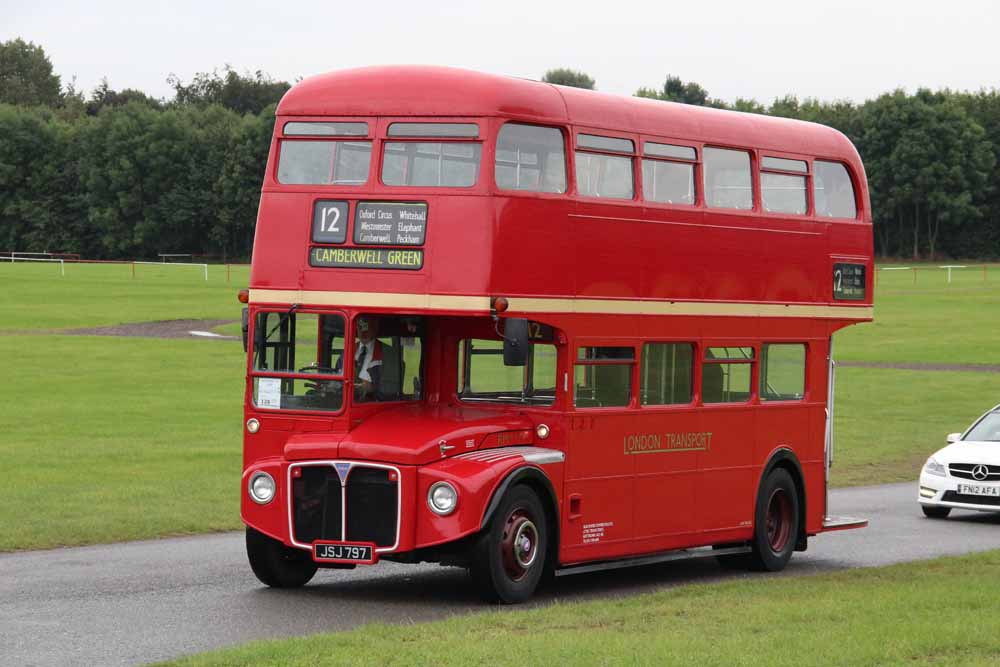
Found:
[964,412,1000,441]
[252,311,346,412]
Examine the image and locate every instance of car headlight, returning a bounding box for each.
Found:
[923,457,947,477]
[248,472,276,504]
[427,481,458,516]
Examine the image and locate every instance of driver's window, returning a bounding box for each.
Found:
[457,338,556,405]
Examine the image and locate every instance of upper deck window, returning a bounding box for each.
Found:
[277,140,372,185]
[284,121,368,136]
[387,123,479,138]
[642,142,696,206]
[645,142,696,161]
[761,156,807,173]
[761,156,808,215]
[578,134,634,153]
[575,134,635,200]
[814,161,858,219]
[495,123,567,193]
[704,147,752,210]
[382,142,482,187]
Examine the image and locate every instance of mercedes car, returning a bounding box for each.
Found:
[919,404,1000,518]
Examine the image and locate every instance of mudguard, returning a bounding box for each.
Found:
[414,446,564,550]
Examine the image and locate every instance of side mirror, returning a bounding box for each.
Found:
[241,307,249,353]
[946,432,961,444]
[503,318,529,367]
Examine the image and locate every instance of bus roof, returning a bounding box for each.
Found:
[277,65,859,161]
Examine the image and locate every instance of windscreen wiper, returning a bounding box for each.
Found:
[265,303,301,341]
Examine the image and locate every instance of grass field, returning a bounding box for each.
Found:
[838,265,1000,365]
[0,262,249,330]
[2,263,250,551]
[159,549,1000,666]
[2,262,1000,550]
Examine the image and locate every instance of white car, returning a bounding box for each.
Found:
[919,404,1000,518]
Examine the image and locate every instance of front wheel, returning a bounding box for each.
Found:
[748,468,799,572]
[246,527,318,588]
[470,485,548,604]
[922,505,951,519]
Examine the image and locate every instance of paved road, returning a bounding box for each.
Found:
[2,482,999,666]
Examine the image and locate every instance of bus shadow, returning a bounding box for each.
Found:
[254,556,771,611]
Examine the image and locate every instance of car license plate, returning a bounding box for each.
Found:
[313,542,376,564]
[957,484,1000,497]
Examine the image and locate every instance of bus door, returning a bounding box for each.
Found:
[696,344,757,535]
[631,342,700,547]
[562,342,636,560]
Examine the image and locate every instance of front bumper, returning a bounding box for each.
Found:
[918,472,1000,513]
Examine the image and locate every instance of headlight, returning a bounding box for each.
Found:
[248,472,276,504]
[427,481,458,516]
[923,457,947,477]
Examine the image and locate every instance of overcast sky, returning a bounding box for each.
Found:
[5,0,999,105]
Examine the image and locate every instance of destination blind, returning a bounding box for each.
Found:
[309,201,428,270]
[833,263,865,300]
[354,202,427,245]
[310,247,424,270]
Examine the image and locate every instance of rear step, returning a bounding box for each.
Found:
[555,545,751,578]
[822,515,868,532]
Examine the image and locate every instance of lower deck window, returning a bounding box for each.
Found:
[760,344,806,401]
[574,346,634,408]
[641,342,693,405]
[702,346,753,404]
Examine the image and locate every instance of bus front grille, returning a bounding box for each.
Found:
[291,464,398,548]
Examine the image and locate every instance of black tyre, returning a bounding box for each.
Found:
[748,468,799,572]
[921,505,951,519]
[246,527,318,588]
[470,485,548,604]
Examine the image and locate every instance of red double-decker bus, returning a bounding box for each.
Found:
[239,66,871,603]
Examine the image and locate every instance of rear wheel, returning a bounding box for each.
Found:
[748,468,799,572]
[470,485,548,604]
[246,527,318,588]
[921,505,951,519]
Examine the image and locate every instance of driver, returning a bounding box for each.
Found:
[353,317,383,401]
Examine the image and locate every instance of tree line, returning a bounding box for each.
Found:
[0,38,283,261]
[1,38,996,261]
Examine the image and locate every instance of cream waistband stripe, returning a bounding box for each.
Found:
[248,289,873,320]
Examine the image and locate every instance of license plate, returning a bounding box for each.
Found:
[313,542,376,564]
[957,484,1000,497]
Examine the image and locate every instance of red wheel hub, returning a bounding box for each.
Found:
[765,488,792,552]
[500,509,538,581]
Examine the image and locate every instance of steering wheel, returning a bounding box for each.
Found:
[298,365,342,400]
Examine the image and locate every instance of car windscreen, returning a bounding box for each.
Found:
[964,411,1000,441]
